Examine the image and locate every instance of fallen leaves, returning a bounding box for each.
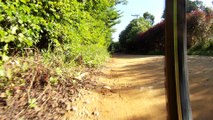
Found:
[0,56,100,120]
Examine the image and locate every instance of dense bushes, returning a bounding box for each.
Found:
[187,10,213,48]
[122,9,213,55]
[0,0,124,66]
[134,22,165,54]
[117,0,212,55]
[0,1,124,118]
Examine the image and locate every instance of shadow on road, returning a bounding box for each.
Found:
[93,55,213,120]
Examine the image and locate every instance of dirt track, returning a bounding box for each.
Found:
[69,55,213,120]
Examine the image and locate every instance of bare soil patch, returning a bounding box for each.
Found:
[72,55,213,120]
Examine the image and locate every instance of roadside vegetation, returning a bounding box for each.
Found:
[118,12,153,53]
[111,0,213,55]
[0,0,212,119]
[187,7,213,55]
[0,0,126,119]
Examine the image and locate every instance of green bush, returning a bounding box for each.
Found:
[0,0,125,66]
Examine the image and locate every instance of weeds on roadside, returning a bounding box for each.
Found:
[0,46,109,119]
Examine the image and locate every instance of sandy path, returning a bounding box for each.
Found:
[95,55,167,120]
[69,55,213,120]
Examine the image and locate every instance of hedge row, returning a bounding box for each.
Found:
[130,10,213,54]
[0,0,123,65]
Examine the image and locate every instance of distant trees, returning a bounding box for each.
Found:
[119,17,151,52]
[187,0,204,12]
[117,12,154,53]
[133,9,213,55]
[143,12,155,25]
[162,0,207,18]
[117,0,213,55]
[108,41,121,53]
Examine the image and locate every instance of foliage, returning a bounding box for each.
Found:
[126,9,213,55]
[0,53,91,119]
[0,0,123,118]
[188,37,213,56]
[70,44,110,67]
[143,12,155,25]
[187,10,213,48]
[28,98,37,109]
[131,0,213,55]
[0,1,124,117]
[187,0,205,12]
[119,17,151,53]
[162,0,206,18]
[0,0,124,67]
[108,41,122,53]
[134,22,165,54]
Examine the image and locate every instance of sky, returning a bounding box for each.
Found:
[112,0,213,42]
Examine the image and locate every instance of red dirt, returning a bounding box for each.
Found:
[68,55,213,120]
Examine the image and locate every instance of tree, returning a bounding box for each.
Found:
[143,12,155,25]
[187,0,204,12]
[162,0,205,18]
[187,10,213,48]
[119,17,151,52]
[133,8,213,55]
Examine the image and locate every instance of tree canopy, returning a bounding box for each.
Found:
[117,0,213,55]
[119,17,151,52]
[143,12,155,25]
[162,0,208,18]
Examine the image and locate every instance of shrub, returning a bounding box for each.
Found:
[134,22,165,54]
[0,0,124,66]
[187,10,213,47]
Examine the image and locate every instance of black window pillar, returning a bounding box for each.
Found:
[165,0,192,120]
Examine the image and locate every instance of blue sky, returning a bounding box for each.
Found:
[112,0,213,42]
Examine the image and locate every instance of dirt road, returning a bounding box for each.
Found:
[69,55,213,120]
